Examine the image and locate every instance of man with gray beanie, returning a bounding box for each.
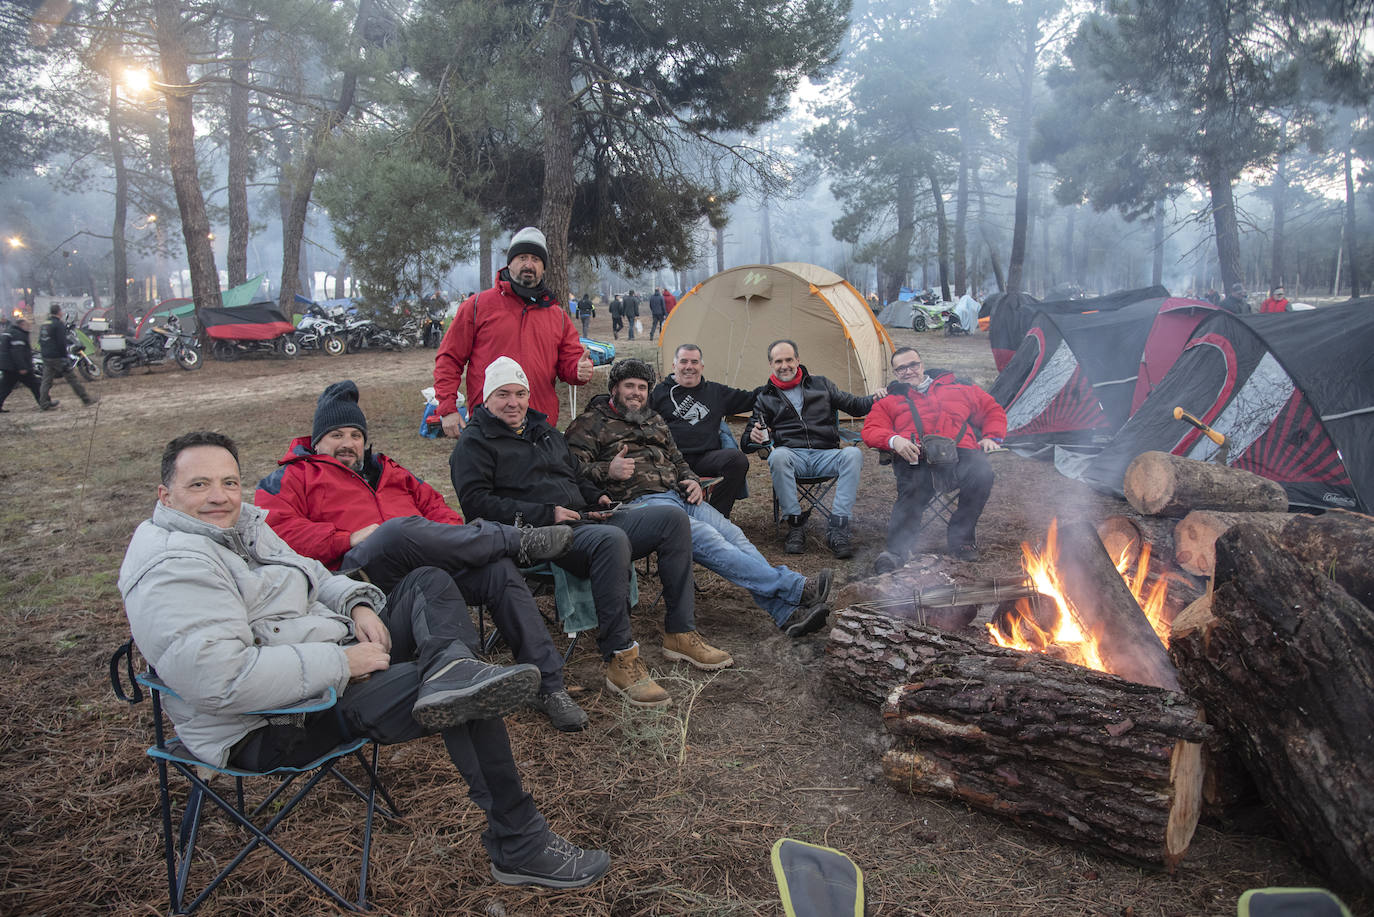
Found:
[255,380,596,732]
[434,227,594,437]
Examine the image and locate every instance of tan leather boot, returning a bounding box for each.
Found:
[662,631,734,671]
[605,644,670,708]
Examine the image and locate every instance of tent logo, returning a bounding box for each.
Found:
[742,272,767,288]
[1321,492,1357,507]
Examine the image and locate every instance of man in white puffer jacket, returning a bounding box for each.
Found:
[118,431,610,890]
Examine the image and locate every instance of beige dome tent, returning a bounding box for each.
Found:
[658,263,894,401]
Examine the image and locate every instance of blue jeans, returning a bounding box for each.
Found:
[767,446,863,518]
[628,491,806,625]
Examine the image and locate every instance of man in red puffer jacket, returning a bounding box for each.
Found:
[434,227,593,437]
[862,347,1006,569]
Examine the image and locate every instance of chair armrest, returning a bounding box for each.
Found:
[134,670,338,715]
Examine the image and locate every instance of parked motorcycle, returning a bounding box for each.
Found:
[101,315,202,377]
[911,297,949,332]
[210,334,299,361]
[292,306,346,356]
[343,316,410,352]
[942,310,970,336]
[33,325,102,381]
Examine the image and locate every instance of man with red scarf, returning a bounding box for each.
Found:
[433,227,594,436]
[742,340,883,558]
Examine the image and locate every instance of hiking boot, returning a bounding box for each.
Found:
[411,658,540,730]
[83,395,100,407]
[873,551,904,575]
[491,832,611,889]
[783,514,807,554]
[825,516,855,559]
[799,568,833,608]
[781,602,829,638]
[516,523,574,566]
[952,543,981,563]
[662,630,734,671]
[39,400,60,411]
[530,689,589,732]
[605,645,670,708]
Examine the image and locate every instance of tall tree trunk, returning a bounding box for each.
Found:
[882,171,917,304]
[760,196,774,264]
[1201,9,1242,294]
[1152,200,1165,287]
[1270,128,1288,289]
[537,1,576,305]
[1064,206,1076,285]
[954,103,971,296]
[1344,145,1361,298]
[108,73,129,333]
[153,0,222,317]
[279,0,371,310]
[714,221,726,273]
[226,14,252,286]
[1206,156,1243,294]
[1005,17,1037,294]
[929,167,952,302]
[479,222,493,290]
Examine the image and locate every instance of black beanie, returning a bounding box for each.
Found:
[312,380,367,447]
[607,358,656,392]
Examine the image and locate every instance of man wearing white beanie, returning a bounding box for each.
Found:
[452,357,733,716]
[434,227,594,437]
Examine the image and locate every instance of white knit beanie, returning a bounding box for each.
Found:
[506,227,548,266]
[483,356,530,403]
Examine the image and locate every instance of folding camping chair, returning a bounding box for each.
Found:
[769,424,864,530]
[110,640,402,914]
[475,562,639,663]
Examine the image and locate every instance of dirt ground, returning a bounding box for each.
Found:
[0,313,1355,916]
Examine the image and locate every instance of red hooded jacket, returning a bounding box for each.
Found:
[433,275,584,426]
[254,435,462,569]
[862,372,1007,452]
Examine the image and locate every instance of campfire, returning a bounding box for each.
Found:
[987,519,1171,673]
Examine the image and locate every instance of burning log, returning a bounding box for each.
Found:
[1052,520,1179,691]
[1172,510,1294,578]
[827,610,1212,869]
[1097,514,1205,622]
[1168,525,1374,895]
[1123,451,1289,517]
[1281,509,1374,609]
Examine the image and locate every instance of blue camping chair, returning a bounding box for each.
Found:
[110,640,402,914]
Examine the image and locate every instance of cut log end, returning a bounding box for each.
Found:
[1164,738,1204,871]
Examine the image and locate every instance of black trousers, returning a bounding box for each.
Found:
[649,314,664,339]
[686,448,749,518]
[611,314,623,337]
[0,369,41,408]
[887,447,994,557]
[340,516,565,694]
[229,567,549,869]
[554,503,695,656]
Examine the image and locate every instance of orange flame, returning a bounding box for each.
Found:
[987,519,1170,674]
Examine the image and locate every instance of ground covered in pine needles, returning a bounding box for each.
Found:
[0,319,1355,916]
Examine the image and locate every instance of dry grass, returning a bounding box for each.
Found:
[0,325,1359,916]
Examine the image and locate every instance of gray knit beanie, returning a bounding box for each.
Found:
[506,227,548,266]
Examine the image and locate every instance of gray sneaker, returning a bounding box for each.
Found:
[491,832,610,889]
[517,523,574,566]
[530,689,589,732]
[411,659,540,730]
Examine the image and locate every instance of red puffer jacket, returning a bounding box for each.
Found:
[255,436,462,569]
[433,275,584,425]
[862,372,1007,451]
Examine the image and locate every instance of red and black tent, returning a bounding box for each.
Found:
[198,303,296,341]
[1081,300,1374,512]
[989,293,1218,454]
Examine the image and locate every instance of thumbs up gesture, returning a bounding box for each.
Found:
[608,444,635,481]
[576,346,594,383]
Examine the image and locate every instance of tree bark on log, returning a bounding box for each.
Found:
[1054,521,1180,691]
[1097,514,1205,623]
[1168,525,1374,895]
[1281,509,1374,609]
[1124,452,1289,516]
[835,610,1211,869]
[1172,510,1293,578]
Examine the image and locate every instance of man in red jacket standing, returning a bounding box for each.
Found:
[434,227,594,436]
[255,380,594,732]
[861,347,1006,571]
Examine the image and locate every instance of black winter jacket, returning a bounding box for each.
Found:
[651,374,757,458]
[649,293,666,317]
[38,316,69,359]
[449,405,606,526]
[743,366,876,452]
[1,323,33,372]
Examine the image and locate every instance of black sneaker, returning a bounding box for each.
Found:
[411,659,540,730]
[825,518,854,559]
[873,551,903,575]
[517,523,574,566]
[799,568,833,608]
[781,602,829,638]
[784,524,806,554]
[952,543,981,562]
[491,832,611,889]
[530,689,589,732]
[39,400,60,411]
